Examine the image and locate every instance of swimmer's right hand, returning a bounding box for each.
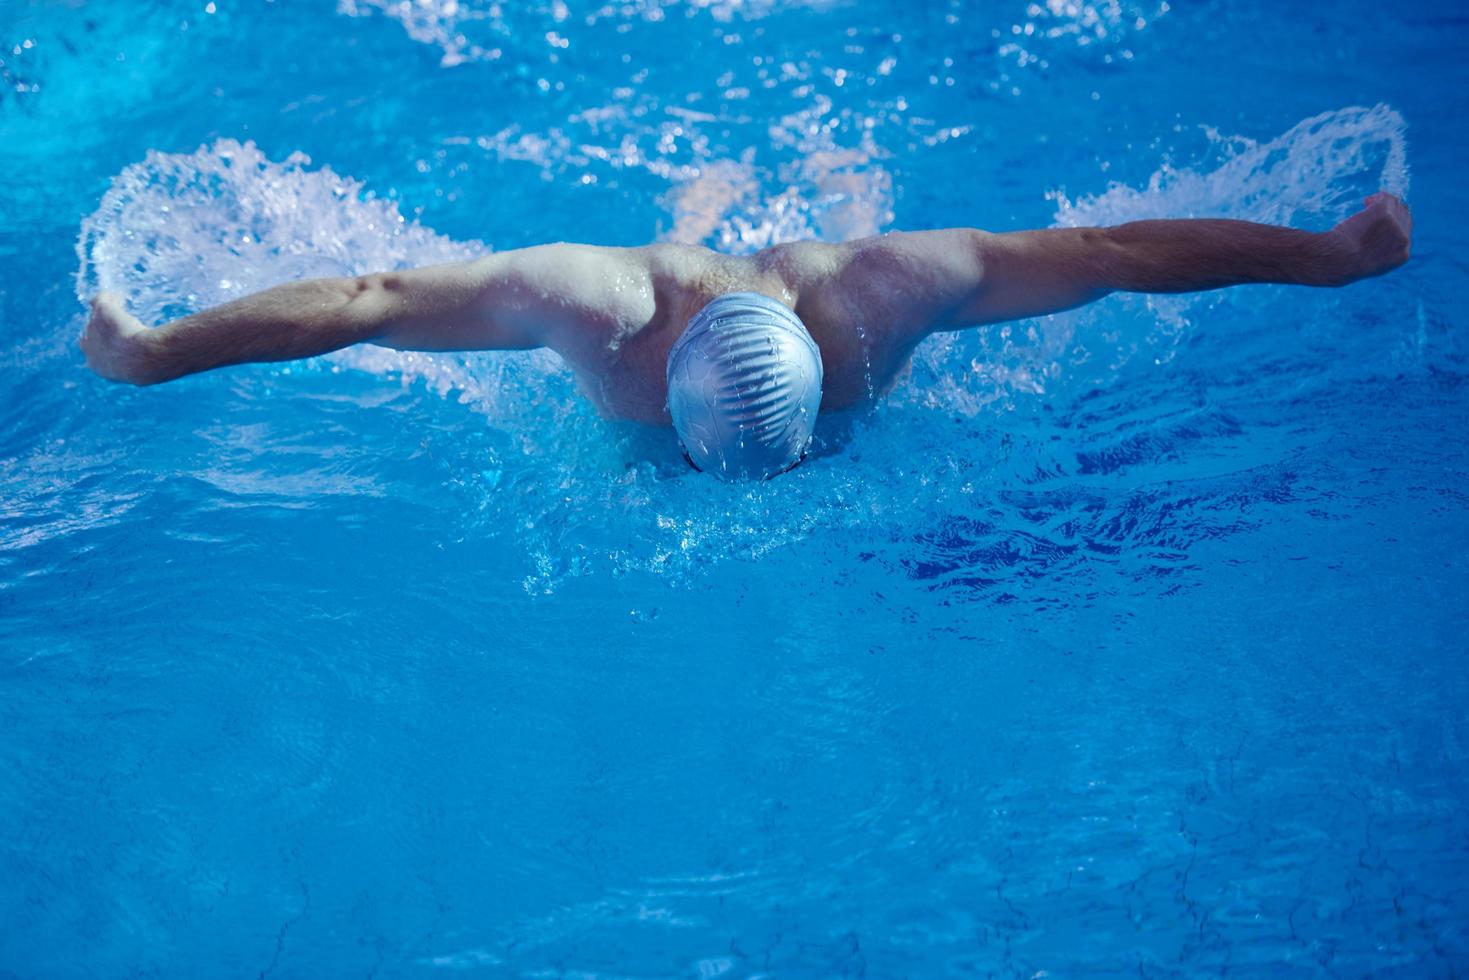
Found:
[1328,192,1412,284]
[80,293,160,386]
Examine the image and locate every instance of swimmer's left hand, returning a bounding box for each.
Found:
[1328,191,1412,284]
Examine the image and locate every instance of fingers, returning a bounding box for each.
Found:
[79,311,96,359]
[1364,191,1407,210]
[1361,193,1412,243]
[82,294,114,352]
[1374,194,1412,237]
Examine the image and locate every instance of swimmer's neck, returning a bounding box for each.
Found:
[553,242,889,425]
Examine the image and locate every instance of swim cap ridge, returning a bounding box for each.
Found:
[665,292,824,480]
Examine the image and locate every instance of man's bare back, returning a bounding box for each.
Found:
[82,193,1412,430]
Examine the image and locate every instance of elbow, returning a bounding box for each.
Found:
[343,273,395,338]
[1086,226,1130,289]
[350,272,397,300]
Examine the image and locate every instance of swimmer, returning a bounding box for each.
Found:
[81,192,1412,478]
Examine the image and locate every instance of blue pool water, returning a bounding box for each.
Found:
[3,0,1467,975]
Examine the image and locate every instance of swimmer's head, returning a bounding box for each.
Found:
[666,292,824,481]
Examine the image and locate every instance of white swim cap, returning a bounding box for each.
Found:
[666,292,824,480]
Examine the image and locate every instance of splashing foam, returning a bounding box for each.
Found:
[76,139,566,416]
[700,98,895,250]
[1052,104,1409,227]
[77,140,478,317]
[472,94,895,253]
[663,139,894,253]
[75,104,1407,592]
[908,104,1410,415]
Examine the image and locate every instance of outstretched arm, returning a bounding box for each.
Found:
[830,193,1412,341]
[81,243,654,385]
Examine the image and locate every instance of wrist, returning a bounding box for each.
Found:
[1311,229,1360,288]
[130,328,174,385]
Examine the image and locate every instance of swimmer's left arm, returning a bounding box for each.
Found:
[854,193,1411,339]
[966,193,1410,325]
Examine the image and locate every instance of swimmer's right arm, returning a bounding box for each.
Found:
[82,244,653,385]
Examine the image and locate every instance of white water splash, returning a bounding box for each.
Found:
[77,140,480,316]
[1052,104,1409,228]
[908,104,1411,415]
[471,96,894,254]
[663,143,893,253]
[75,139,566,414]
